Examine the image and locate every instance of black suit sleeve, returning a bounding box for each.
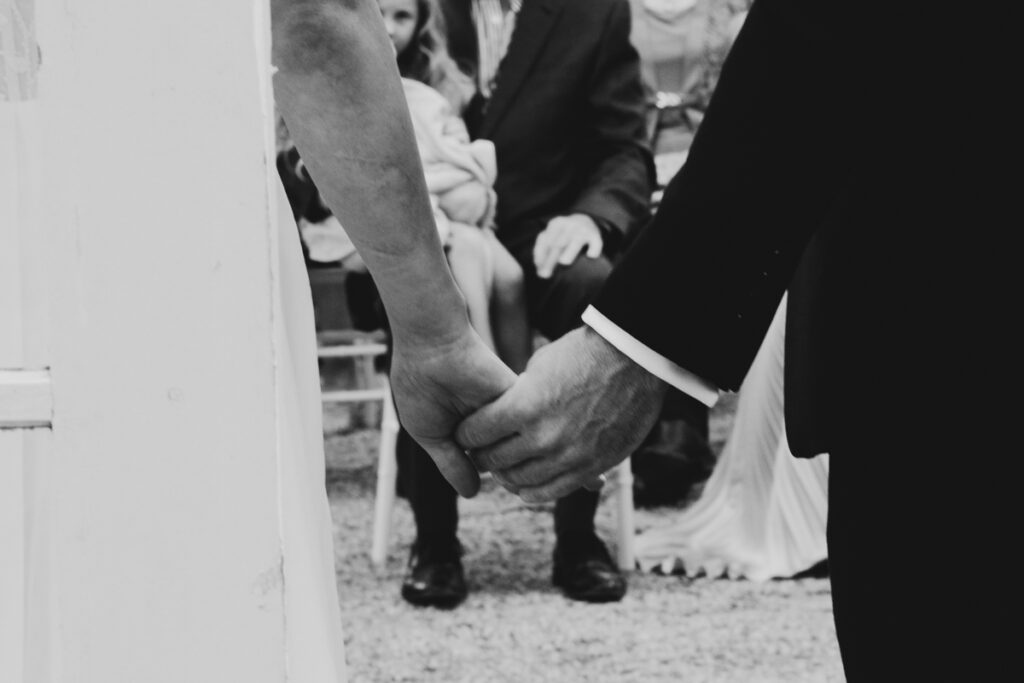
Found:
[568,0,655,250]
[593,0,869,391]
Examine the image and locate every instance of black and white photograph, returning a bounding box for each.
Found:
[1,0,1010,681]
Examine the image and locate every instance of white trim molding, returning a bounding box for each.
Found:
[0,369,52,429]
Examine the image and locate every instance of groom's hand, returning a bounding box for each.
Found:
[389,328,516,498]
[456,326,668,502]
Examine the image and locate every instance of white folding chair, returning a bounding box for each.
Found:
[317,329,388,402]
[315,329,402,569]
[613,460,635,570]
[370,382,400,568]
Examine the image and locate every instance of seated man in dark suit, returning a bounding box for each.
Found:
[399,0,703,607]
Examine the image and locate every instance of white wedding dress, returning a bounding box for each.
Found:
[635,296,829,581]
[273,179,351,681]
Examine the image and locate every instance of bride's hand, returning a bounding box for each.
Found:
[389,328,516,498]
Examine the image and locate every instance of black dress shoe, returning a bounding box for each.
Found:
[552,536,626,603]
[401,539,467,609]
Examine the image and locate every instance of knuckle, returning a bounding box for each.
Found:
[515,468,542,487]
[486,452,508,471]
[456,425,476,449]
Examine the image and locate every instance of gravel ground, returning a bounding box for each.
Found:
[323,387,843,683]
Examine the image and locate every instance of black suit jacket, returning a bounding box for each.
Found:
[440,0,654,253]
[593,0,995,458]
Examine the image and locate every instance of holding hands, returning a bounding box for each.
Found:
[390,325,516,499]
[445,326,668,502]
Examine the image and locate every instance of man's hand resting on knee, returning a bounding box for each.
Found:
[533,214,604,279]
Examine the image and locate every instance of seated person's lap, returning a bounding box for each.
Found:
[505,233,613,343]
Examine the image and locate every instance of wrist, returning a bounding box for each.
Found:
[583,325,668,400]
[374,256,473,347]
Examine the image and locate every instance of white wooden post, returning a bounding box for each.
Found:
[1,1,346,681]
[2,4,50,674]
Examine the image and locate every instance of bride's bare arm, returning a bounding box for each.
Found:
[270,0,514,496]
[271,0,460,341]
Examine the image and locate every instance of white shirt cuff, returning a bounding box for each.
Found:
[582,305,719,408]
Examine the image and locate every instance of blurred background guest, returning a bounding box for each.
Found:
[398,0,655,608]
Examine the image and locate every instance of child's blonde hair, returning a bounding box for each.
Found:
[397,0,474,112]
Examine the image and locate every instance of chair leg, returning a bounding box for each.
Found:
[614,459,635,571]
[370,382,399,569]
[354,349,380,428]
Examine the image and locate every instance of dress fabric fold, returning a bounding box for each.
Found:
[635,295,829,581]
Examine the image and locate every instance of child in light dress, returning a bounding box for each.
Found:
[382,0,530,370]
